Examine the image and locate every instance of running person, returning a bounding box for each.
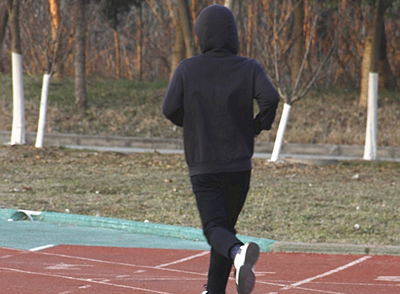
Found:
[163,5,280,294]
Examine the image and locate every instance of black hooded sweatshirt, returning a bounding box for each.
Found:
[163,5,280,176]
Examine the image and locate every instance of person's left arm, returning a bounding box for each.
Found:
[253,62,280,134]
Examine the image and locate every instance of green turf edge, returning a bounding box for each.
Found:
[0,209,276,252]
[2,209,400,255]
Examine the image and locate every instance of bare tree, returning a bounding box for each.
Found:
[137,0,143,80]
[291,0,304,87]
[1,0,400,88]
[362,0,395,160]
[74,0,88,108]
[48,0,64,79]
[266,0,335,161]
[0,0,9,61]
[177,0,194,58]
[170,11,185,79]
[224,0,234,10]
[378,20,397,89]
[7,0,25,145]
[169,0,194,79]
[359,0,395,107]
[49,0,61,48]
[36,0,68,148]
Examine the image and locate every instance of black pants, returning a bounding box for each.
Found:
[191,171,251,294]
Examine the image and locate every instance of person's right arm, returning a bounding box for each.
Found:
[162,65,184,127]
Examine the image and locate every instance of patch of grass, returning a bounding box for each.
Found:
[1,145,399,245]
[247,160,400,245]
[0,75,175,138]
[1,75,400,245]
[1,75,399,146]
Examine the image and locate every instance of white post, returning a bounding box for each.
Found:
[10,52,26,145]
[270,103,292,162]
[363,72,378,160]
[35,73,51,148]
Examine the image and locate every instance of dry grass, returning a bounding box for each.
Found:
[0,75,399,146]
[1,145,399,245]
[1,75,400,245]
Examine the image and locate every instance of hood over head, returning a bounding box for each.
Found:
[194,5,239,55]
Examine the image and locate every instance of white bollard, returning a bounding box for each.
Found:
[35,73,51,148]
[10,52,26,145]
[363,72,378,160]
[270,103,291,162]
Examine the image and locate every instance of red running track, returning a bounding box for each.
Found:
[1,245,400,293]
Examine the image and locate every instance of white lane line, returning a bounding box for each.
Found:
[0,266,173,294]
[29,244,56,252]
[291,286,347,294]
[263,281,347,294]
[154,251,209,268]
[376,276,400,282]
[262,278,400,294]
[281,255,372,290]
[39,251,208,276]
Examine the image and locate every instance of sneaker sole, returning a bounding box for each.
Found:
[236,265,255,294]
[235,242,260,294]
[244,242,260,268]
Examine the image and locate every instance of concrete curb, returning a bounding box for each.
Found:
[270,241,400,256]
[1,131,400,161]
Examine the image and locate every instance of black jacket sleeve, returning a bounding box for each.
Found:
[253,62,280,134]
[162,65,185,127]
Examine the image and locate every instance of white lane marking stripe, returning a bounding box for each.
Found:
[376,276,400,282]
[262,280,347,293]
[155,251,209,268]
[0,266,173,294]
[29,244,56,252]
[39,251,208,276]
[292,286,347,294]
[281,255,372,290]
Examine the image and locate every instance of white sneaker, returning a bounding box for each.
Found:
[233,242,260,294]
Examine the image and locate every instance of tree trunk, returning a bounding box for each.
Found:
[359,0,385,107]
[270,103,292,162]
[7,0,25,145]
[359,35,372,107]
[35,73,51,148]
[224,0,234,10]
[370,0,384,74]
[0,2,9,61]
[364,72,378,160]
[363,0,385,160]
[246,3,254,57]
[177,0,195,58]
[48,0,61,44]
[137,1,142,80]
[114,29,121,79]
[48,0,63,78]
[74,0,88,109]
[292,0,304,88]
[170,17,185,80]
[378,20,396,89]
[191,0,198,48]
